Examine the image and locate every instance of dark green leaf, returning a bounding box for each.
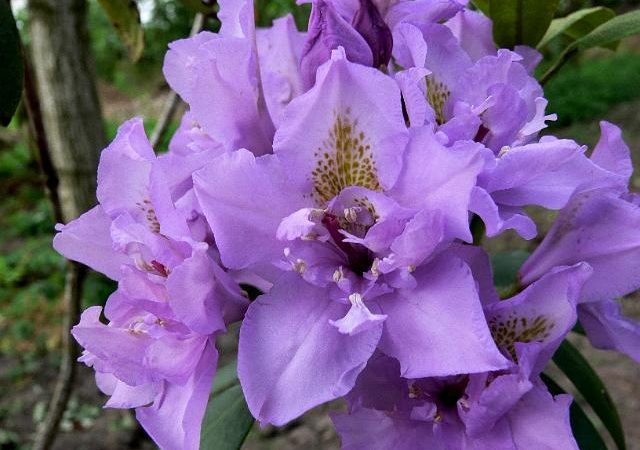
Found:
[0,0,23,127]
[538,7,616,49]
[541,373,608,450]
[200,384,255,450]
[553,340,626,450]
[489,0,560,48]
[97,0,144,61]
[577,10,640,51]
[540,10,640,84]
[491,251,529,289]
[471,0,490,14]
[180,0,217,14]
[213,361,238,394]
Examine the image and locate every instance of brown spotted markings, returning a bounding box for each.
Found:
[136,198,161,234]
[311,110,381,205]
[489,314,554,362]
[426,76,450,125]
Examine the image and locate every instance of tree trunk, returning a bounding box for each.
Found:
[26,1,105,449]
[27,0,105,221]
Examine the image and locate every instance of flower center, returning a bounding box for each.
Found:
[321,212,374,275]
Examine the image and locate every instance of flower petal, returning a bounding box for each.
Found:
[238,273,382,425]
[53,206,128,280]
[579,299,640,363]
[194,150,307,269]
[377,254,510,378]
[275,48,408,205]
[137,339,218,450]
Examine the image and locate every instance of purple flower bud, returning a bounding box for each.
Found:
[300,0,373,89]
[352,0,393,68]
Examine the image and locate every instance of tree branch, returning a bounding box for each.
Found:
[32,262,86,450]
[150,12,206,150]
[22,47,85,450]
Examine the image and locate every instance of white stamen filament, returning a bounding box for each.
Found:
[293,259,306,274]
[498,145,510,157]
[370,258,381,276]
[344,207,360,223]
[348,292,364,307]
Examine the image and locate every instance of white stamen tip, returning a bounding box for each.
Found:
[348,292,363,306]
[293,259,306,274]
[333,267,344,282]
[309,208,325,222]
[344,207,359,223]
[498,145,510,157]
[371,258,381,276]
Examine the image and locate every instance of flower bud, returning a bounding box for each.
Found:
[352,0,393,68]
[300,0,373,89]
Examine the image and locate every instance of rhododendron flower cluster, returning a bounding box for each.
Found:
[53,0,640,448]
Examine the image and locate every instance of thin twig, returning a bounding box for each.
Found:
[539,46,578,86]
[23,54,63,224]
[32,262,86,450]
[23,46,87,450]
[150,12,206,150]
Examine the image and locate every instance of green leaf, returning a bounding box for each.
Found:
[538,7,616,49]
[577,10,640,51]
[489,0,560,48]
[540,10,640,84]
[553,340,626,450]
[200,384,255,450]
[0,0,23,127]
[180,0,217,14]
[471,0,490,14]
[97,0,144,62]
[491,251,529,289]
[212,361,238,394]
[541,373,608,450]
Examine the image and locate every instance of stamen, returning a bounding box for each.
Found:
[293,259,306,274]
[370,258,381,276]
[322,213,373,275]
[344,207,360,223]
[348,292,364,306]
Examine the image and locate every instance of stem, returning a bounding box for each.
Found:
[149,12,206,150]
[539,46,578,86]
[32,263,86,450]
[22,44,85,450]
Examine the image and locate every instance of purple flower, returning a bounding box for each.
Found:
[300,0,374,89]
[164,0,309,156]
[352,0,394,68]
[516,122,640,363]
[333,263,590,449]
[54,119,248,449]
[195,49,510,425]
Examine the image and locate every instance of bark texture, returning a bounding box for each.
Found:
[28,0,105,221]
[26,1,104,449]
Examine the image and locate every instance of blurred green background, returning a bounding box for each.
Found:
[1,0,639,449]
